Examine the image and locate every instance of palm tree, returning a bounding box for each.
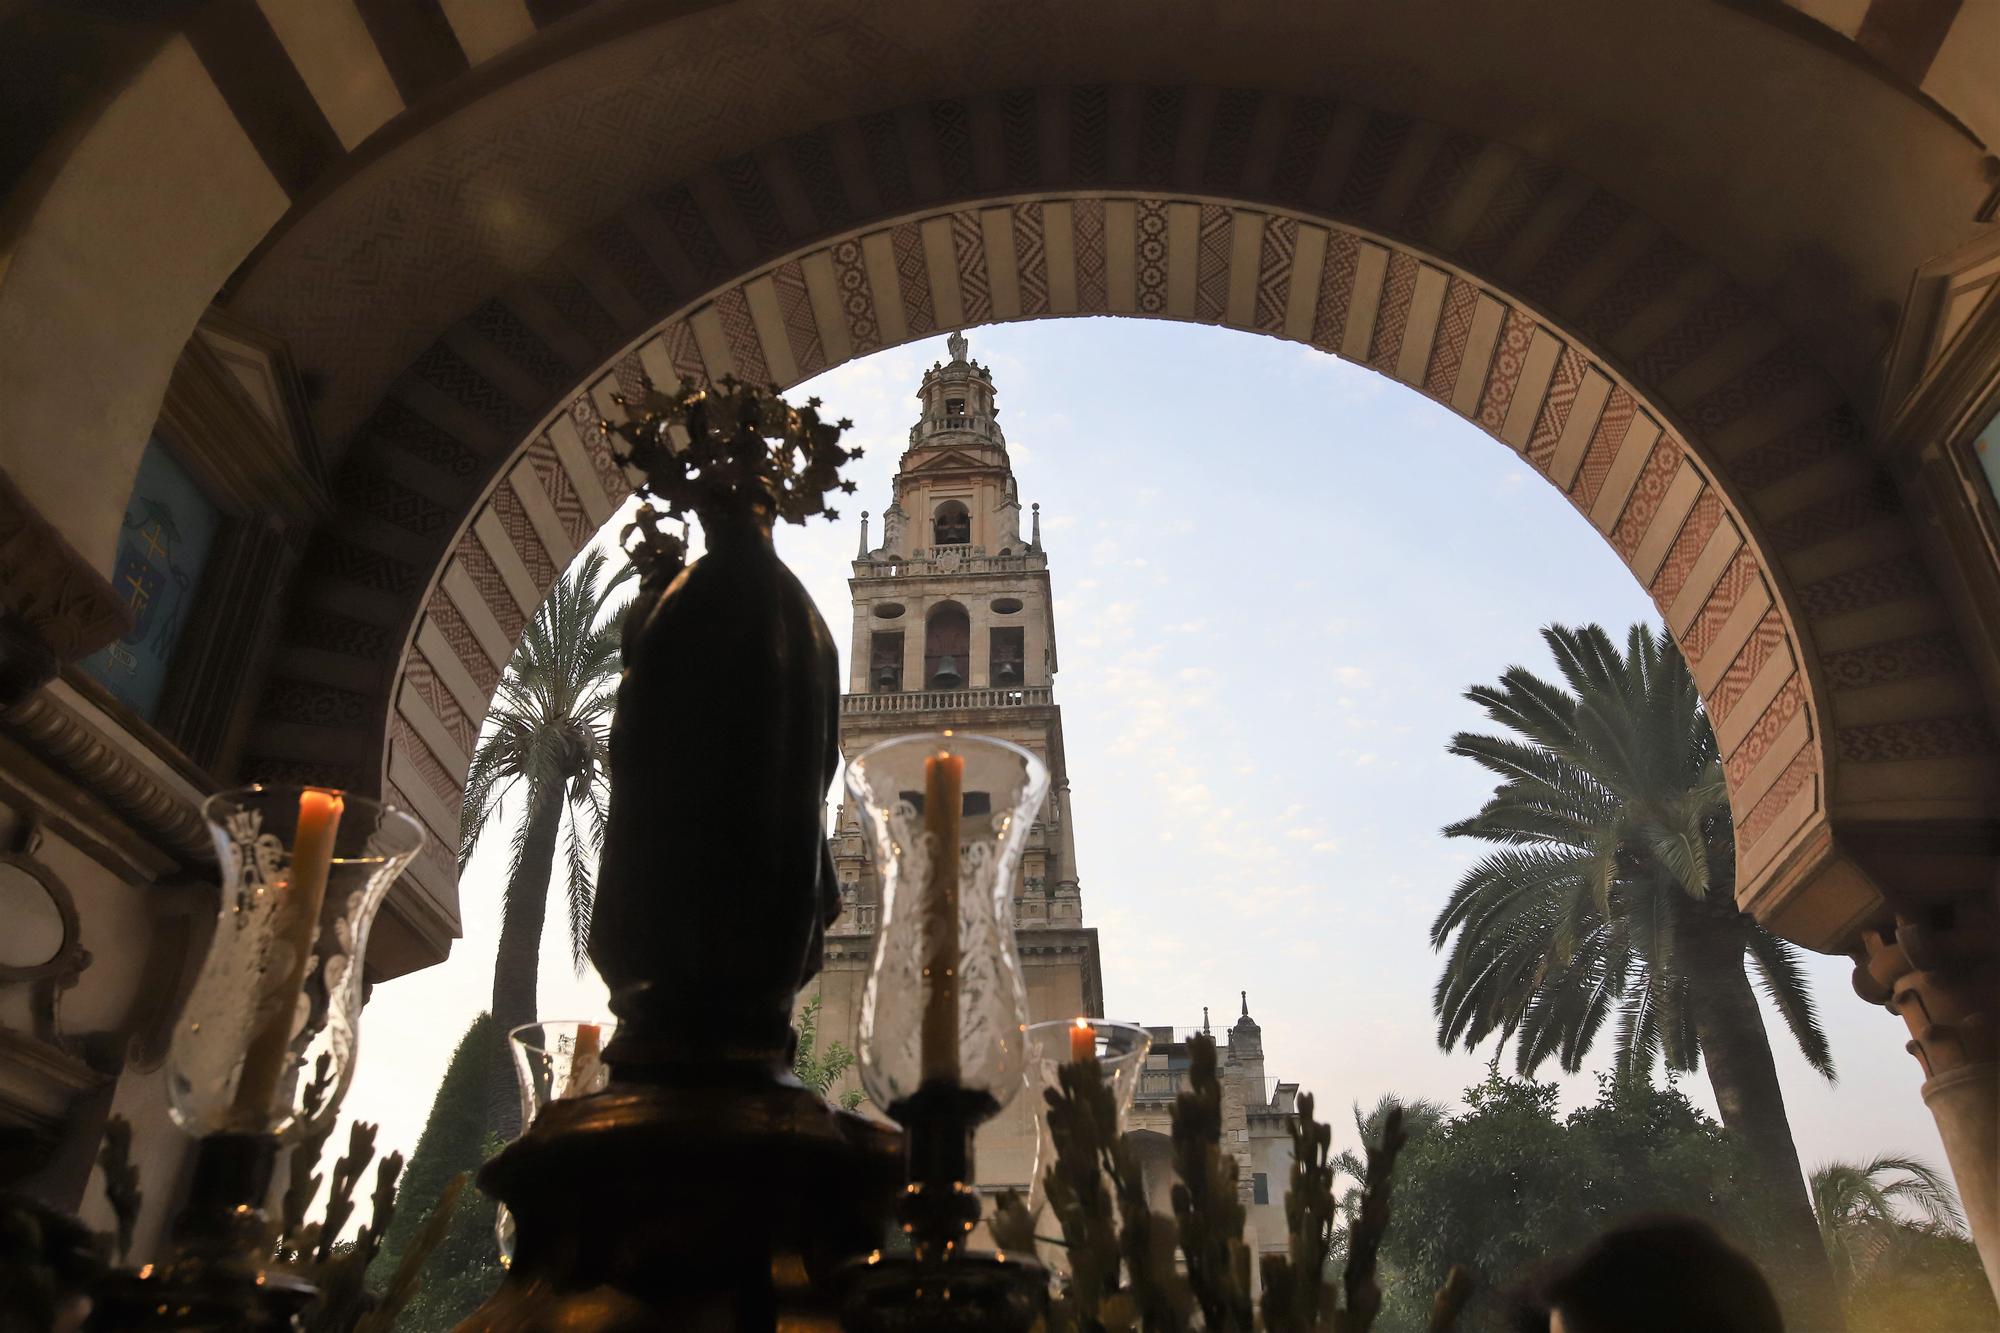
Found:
[1333,1094,1447,1192]
[459,548,629,1133]
[1812,1154,1964,1284]
[1327,1094,1446,1269]
[1429,622,1840,1324]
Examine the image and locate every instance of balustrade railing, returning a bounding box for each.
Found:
[842,686,1051,714]
[908,416,1001,444]
[833,895,1086,937]
[854,549,1046,577]
[1134,1070,1286,1104]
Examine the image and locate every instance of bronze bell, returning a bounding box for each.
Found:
[875,663,899,688]
[933,655,963,688]
[995,659,1020,683]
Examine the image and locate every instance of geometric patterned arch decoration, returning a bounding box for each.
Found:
[249,107,1996,964]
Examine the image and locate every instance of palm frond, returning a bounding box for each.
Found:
[1612,968,1662,1080]
[1744,927,1836,1082]
[1812,1152,1965,1284]
[1868,1154,1965,1231]
[561,799,596,976]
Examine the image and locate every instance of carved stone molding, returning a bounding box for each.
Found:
[0,1016,108,1144]
[0,671,456,990]
[1875,245,2000,725]
[1878,228,2000,440]
[1854,892,2000,1288]
[159,311,328,525]
[0,677,211,869]
[1854,898,1998,1081]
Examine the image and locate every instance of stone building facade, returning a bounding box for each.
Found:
[1127,997,1302,1275]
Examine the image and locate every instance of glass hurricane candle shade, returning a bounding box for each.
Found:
[849,732,1049,1112]
[498,1020,615,1266]
[509,1019,615,1129]
[166,786,424,1140]
[1023,1019,1153,1220]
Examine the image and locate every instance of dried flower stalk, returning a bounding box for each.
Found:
[1021,1033,1470,1332]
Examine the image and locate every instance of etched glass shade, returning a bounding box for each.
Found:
[850,733,1048,1111]
[1024,1019,1153,1221]
[166,786,424,1140]
[498,1020,614,1266]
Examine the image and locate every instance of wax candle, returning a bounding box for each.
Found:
[233,789,344,1123]
[562,1023,604,1099]
[1070,1016,1095,1064]
[919,748,964,1085]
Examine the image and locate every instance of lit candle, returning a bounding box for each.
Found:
[562,1023,603,1099]
[233,789,344,1122]
[919,747,964,1085]
[1070,1016,1095,1065]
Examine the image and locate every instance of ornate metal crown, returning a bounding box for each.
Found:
[602,376,859,571]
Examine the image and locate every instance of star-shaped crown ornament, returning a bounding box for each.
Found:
[602,376,860,577]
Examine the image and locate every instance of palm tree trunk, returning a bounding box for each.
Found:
[1685,920,1845,1331]
[486,778,565,1138]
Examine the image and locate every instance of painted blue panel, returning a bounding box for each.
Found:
[76,439,221,719]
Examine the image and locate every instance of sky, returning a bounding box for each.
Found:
[340,316,1948,1207]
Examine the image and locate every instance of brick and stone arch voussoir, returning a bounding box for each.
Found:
[243,87,1999,957]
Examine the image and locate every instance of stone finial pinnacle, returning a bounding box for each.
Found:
[1202,1006,1211,1035]
[857,511,870,558]
[1031,502,1042,550]
[1241,990,1249,1018]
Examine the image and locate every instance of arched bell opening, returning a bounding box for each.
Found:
[932,501,972,549]
[923,602,971,690]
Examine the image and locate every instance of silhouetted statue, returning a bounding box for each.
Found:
[591,379,857,1075]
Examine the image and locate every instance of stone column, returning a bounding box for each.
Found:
[1854,898,2000,1293]
[902,599,927,691]
[849,600,872,694]
[968,599,992,688]
[1023,587,1051,688]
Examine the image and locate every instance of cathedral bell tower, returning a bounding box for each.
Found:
[811,332,1105,1192]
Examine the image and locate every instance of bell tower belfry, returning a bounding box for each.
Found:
[811,332,1104,1191]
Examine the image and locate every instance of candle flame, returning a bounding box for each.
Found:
[1074,1016,1091,1031]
